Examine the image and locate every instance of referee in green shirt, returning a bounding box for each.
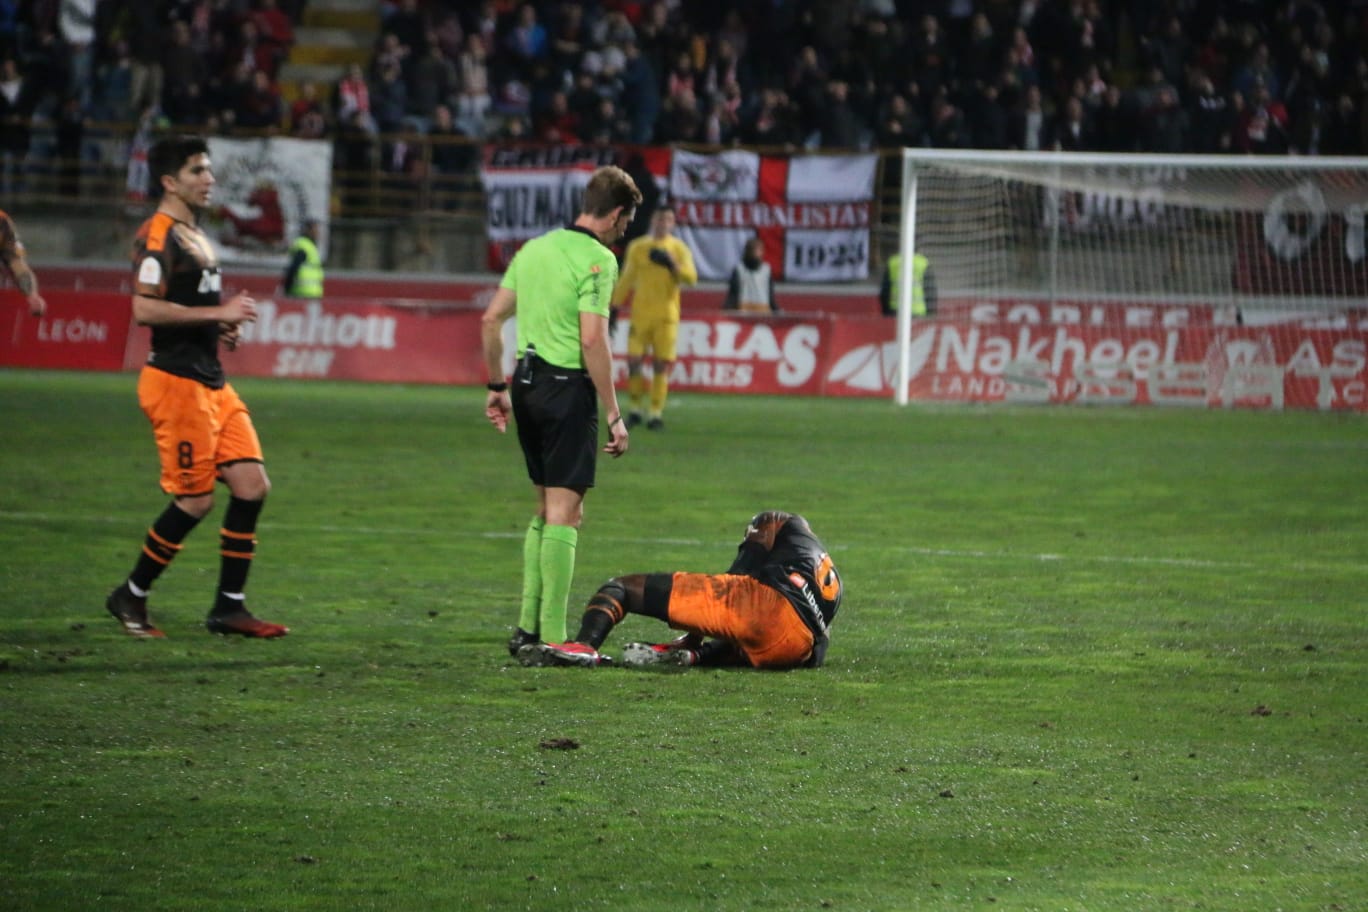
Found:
[481,165,643,659]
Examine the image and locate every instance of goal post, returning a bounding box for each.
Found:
[892,149,1368,407]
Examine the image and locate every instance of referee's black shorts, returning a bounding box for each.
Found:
[512,354,599,489]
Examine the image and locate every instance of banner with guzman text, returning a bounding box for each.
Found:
[479,146,875,282]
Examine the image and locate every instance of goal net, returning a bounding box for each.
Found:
[891,150,1368,409]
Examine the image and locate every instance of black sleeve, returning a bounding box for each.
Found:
[281,248,305,293]
[723,269,739,310]
[879,265,893,316]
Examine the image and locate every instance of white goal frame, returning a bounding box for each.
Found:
[893,149,1368,405]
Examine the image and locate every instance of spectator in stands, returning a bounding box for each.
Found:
[657,84,700,143]
[229,19,277,82]
[1185,74,1231,153]
[618,40,658,143]
[383,0,427,63]
[585,95,630,145]
[234,68,284,131]
[700,36,746,102]
[428,102,475,183]
[0,55,30,195]
[505,3,548,79]
[955,13,994,87]
[966,83,1008,149]
[1093,82,1138,151]
[372,31,409,77]
[1237,82,1290,154]
[59,0,96,113]
[548,1,587,81]
[21,26,68,120]
[740,86,798,148]
[407,32,459,133]
[94,37,136,123]
[0,0,19,60]
[250,0,295,79]
[1052,95,1093,151]
[1322,93,1363,156]
[370,57,408,135]
[1233,41,1282,102]
[163,20,210,125]
[290,81,328,137]
[1139,85,1187,153]
[665,49,698,104]
[455,31,491,137]
[927,91,970,149]
[336,62,377,134]
[788,45,826,142]
[818,79,863,149]
[535,88,580,142]
[1007,26,1038,89]
[54,93,86,195]
[1009,83,1049,151]
[335,109,375,210]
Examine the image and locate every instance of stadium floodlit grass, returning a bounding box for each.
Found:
[1,368,1365,912]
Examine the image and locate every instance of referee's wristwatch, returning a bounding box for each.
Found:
[487,381,508,392]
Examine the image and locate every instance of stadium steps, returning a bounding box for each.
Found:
[279,0,379,104]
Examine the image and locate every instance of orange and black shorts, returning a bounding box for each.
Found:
[664,572,815,669]
[137,366,263,496]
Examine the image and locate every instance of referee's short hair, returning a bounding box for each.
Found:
[581,166,643,218]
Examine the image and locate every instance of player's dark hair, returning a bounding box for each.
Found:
[580,165,643,218]
[147,135,210,198]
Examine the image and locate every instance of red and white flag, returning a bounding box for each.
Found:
[669,149,878,281]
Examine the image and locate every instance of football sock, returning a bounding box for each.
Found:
[538,524,578,643]
[214,496,263,613]
[574,598,622,649]
[129,502,202,592]
[519,516,546,634]
[649,371,669,417]
[628,373,647,413]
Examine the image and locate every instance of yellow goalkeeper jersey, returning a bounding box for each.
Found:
[611,234,697,321]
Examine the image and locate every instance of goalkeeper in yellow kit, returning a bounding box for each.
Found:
[611,209,697,430]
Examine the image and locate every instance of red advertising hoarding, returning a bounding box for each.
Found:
[5,287,1366,412]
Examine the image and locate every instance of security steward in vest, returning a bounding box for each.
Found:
[281,219,324,300]
[878,252,937,317]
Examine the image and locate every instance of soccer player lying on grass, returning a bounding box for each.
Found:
[518,511,842,669]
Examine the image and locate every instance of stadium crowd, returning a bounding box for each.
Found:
[1,0,1366,177]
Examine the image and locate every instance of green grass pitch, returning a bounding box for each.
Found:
[1,368,1365,911]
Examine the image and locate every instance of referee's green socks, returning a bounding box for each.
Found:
[538,524,579,643]
[518,516,546,636]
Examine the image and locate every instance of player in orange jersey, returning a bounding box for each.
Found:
[104,135,288,639]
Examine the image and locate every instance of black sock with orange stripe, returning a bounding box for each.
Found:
[214,496,263,615]
[129,502,202,592]
[573,581,628,648]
